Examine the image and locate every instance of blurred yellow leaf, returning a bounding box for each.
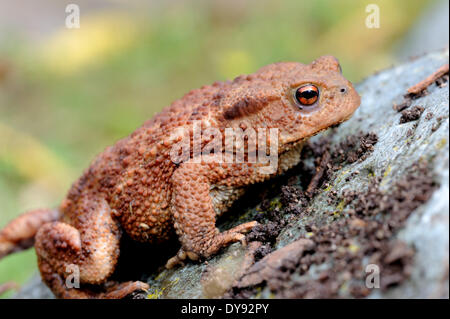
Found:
[40,11,140,74]
[216,49,255,79]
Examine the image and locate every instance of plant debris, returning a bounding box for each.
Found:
[240,131,379,254]
[400,105,425,124]
[227,130,438,298]
[407,63,449,95]
[393,63,449,112]
[425,112,434,121]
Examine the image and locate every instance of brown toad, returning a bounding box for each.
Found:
[0,56,360,298]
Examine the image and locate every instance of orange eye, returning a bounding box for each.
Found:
[294,85,319,107]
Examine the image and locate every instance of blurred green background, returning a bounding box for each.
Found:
[0,0,446,297]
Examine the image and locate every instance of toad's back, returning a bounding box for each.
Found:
[62,80,232,243]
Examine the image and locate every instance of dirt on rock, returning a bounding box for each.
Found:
[227,131,438,299]
[400,105,425,124]
[393,63,448,113]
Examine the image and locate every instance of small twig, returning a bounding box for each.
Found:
[407,63,449,95]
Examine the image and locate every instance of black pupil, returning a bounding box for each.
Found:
[296,88,318,101]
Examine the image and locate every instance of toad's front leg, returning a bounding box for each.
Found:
[166,161,260,268]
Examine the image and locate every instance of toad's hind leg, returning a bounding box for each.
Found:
[0,208,61,259]
[35,196,148,298]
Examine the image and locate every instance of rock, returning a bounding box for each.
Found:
[13,273,54,299]
[396,0,449,59]
[14,49,449,299]
[235,239,315,289]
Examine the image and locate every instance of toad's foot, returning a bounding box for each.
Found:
[39,258,149,299]
[102,281,149,299]
[166,221,258,269]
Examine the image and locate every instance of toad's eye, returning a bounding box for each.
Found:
[294,84,319,107]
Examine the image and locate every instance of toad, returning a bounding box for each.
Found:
[0,56,360,298]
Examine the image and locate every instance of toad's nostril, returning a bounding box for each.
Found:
[340,87,347,93]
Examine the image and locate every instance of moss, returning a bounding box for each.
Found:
[436,138,447,149]
[269,197,282,210]
[381,164,392,186]
[254,287,262,299]
[336,200,346,212]
[305,232,315,238]
[348,243,360,254]
[147,287,165,299]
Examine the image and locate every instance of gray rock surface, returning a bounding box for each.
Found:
[396,0,449,60]
[13,273,54,299]
[14,49,449,299]
[275,48,449,299]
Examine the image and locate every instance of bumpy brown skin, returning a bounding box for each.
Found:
[0,56,360,298]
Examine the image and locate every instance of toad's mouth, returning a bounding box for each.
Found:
[279,109,358,154]
[279,127,328,154]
